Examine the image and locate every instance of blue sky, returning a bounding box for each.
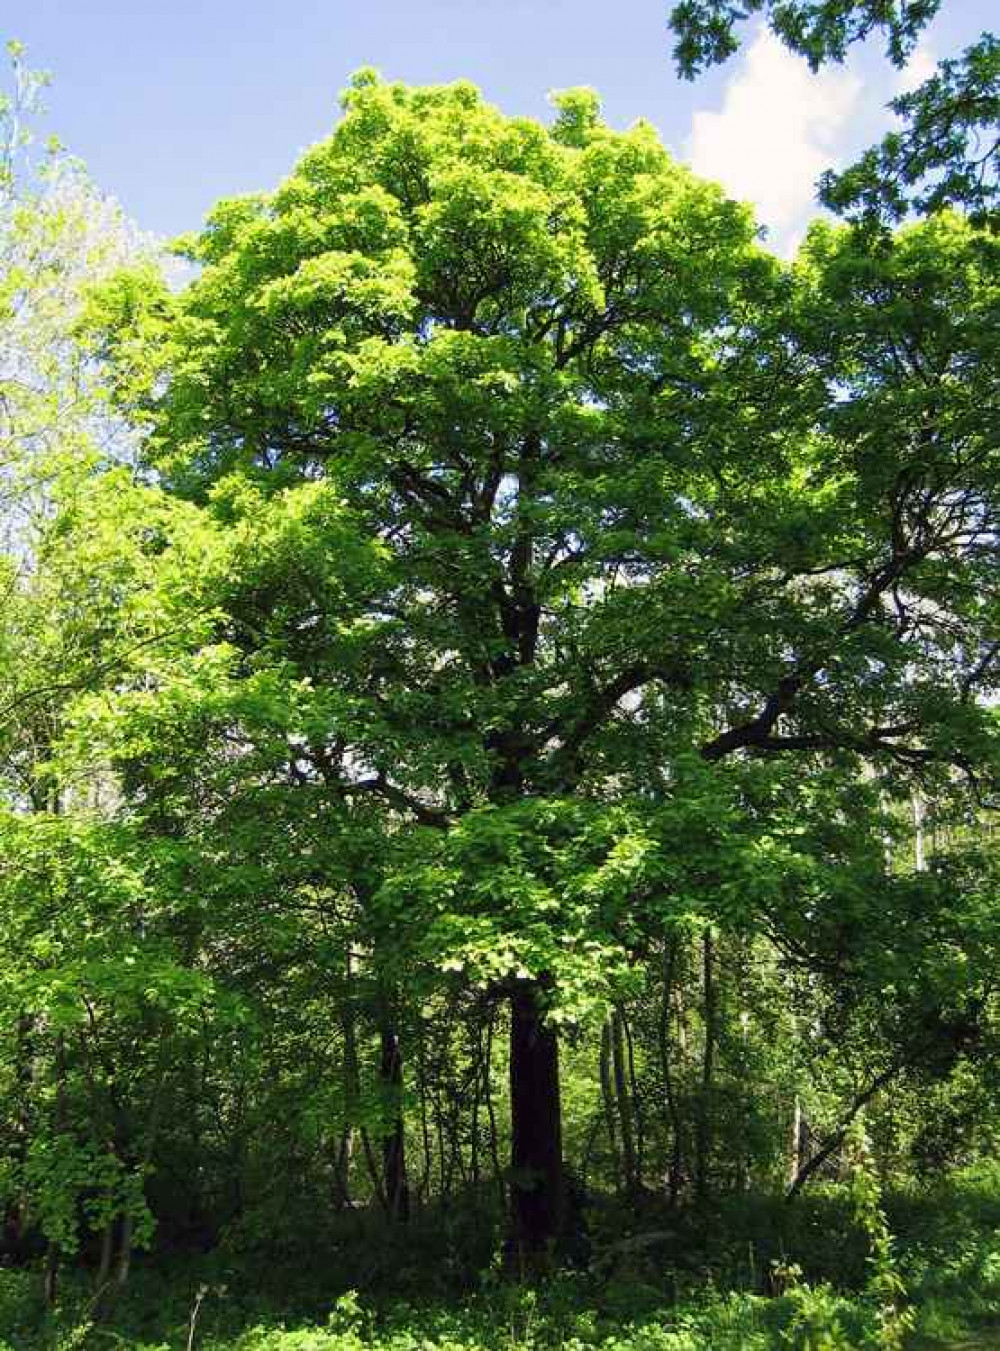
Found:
[5,0,995,254]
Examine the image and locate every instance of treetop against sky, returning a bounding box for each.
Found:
[3,0,995,255]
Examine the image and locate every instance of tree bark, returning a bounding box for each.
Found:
[695,929,716,1202]
[623,1011,645,1192]
[43,1032,67,1307]
[335,948,360,1210]
[483,1005,505,1211]
[96,1219,114,1291]
[599,1018,622,1188]
[788,1095,803,1191]
[379,1022,410,1221]
[115,1213,133,1287]
[611,1009,637,1194]
[658,941,684,1206]
[786,1061,903,1200]
[508,979,563,1260]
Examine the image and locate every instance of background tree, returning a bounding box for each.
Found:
[669,1,999,226]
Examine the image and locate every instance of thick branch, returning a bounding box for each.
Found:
[348,774,451,828]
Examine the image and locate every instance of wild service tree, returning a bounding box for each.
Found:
[87,73,1000,1258]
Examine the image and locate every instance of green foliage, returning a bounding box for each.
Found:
[0,41,156,531]
[669,2,999,227]
[2,44,1000,1348]
[0,1169,997,1347]
[820,35,1000,225]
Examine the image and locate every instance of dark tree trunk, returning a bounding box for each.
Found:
[788,1095,804,1191]
[5,1012,35,1257]
[659,940,685,1205]
[483,1005,505,1210]
[611,1009,638,1194]
[334,951,359,1211]
[43,1033,67,1307]
[380,1024,410,1221]
[599,1017,622,1188]
[786,1061,904,1200]
[509,979,564,1260]
[416,1025,433,1206]
[332,1126,354,1211]
[695,929,716,1202]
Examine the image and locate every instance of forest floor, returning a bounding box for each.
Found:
[1,1166,999,1350]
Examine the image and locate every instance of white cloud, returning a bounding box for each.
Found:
[685,28,862,256]
[893,38,936,95]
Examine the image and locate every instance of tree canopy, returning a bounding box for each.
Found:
[669,1,1000,226]
[79,72,1000,1255]
[0,45,998,1340]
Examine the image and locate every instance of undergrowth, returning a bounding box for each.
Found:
[0,1164,998,1351]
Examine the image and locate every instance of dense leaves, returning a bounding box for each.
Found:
[669,1,1000,226]
[0,44,998,1336]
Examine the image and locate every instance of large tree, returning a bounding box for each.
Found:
[87,73,1000,1257]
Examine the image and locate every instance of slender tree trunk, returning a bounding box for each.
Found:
[599,1018,622,1188]
[733,936,752,1195]
[786,1061,904,1199]
[114,1213,133,1287]
[695,929,716,1202]
[484,1004,505,1211]
[5,1012,35,1255]
[337,949,361,1210]
[623,1011,645,1192]
[788,1095,803,1191]
[333,1126,354,1211]
[611,1010,637,1194]
[417,1024,433,1207]
[435,1081,448,1203]
[97,1218,114,1290]
[913,793,927,871]
[43,1032,67,1306]
[43,1246,59,1307]
[360,1125,384,1206]
[379,1022,410,1221]
[508,979,563,1260]
[659,940,684,1205]
[470,1025,482,1188]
